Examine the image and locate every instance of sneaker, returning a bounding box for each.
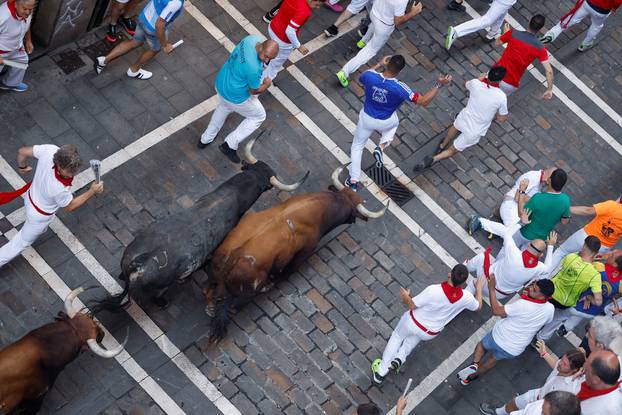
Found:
[373,146,384,168]
[358,17,371,37]
[219,142,241,163]
[479,402,498,415]
[540,31,555,44]
[457,363,478,384]
[345,177,359,192]
[556,324,568,337]
[578,41,594,52]
[390,358,403,373]
[0,82,28,92]
[467,214,482,235]
[324,24,339,37]
[126,68,153,80]
[336,70,349,88]
[263,11,275,23]
[94,56,106,75]
[445,26,457,50]
[371,358,385,385]
[105,24,119,43]
[356,39,366,49]
[485,30,499,40]
[118,16,137,36]
[324,1,344,12]
[446,0,466,12]
[413,155,434,172]
[460,373,478,385]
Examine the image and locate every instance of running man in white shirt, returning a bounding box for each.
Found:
[336,0,422,87]
[508,391,581,415]
[479,343,584,414]
[445,0,518,50]
[457,274,555,385]
[413,66,508,172]
[0,145,104,268]
[371,264,486,385]
[464,209,557,300]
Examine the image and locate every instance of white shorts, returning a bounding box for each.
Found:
[453,130,481,152]
[515,388,540,409]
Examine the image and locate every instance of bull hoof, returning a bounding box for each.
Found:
[205,305,215,317]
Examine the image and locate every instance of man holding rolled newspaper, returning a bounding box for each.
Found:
[0,0,35,92]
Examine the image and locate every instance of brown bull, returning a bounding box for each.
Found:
[0,287,127,414]
[204,165,388,342]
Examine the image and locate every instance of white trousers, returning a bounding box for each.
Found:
[454,0,510,38]
[500,199,520,226]
[378,311,435,376]
[263,26,295,81]
[537,307,573,340]
[549,227,611,276]
[201,94,266,150]
[0,49,28,87]
[564,307,595,331]
[341,13,394,77]
[0,198,54,267]
[464,254,510,300]
[349,110,398,181]
[549,1,610,45]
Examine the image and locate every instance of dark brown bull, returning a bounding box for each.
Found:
[204,165,388,342]
[0,288,127,414]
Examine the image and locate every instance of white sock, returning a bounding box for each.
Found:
[496,408,509,415]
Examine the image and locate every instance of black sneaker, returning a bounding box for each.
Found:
[118,16,137,36]
[390,358,403,373]
[324,24,339,37]
[556,325,568,337]
[106,24,119,43]
[263,11,275,23]
[219,142,241,163]
[413,155,433,172]
[373,146,384,168]
[447,0,466,12]
[345,177,359,192]
[467,214,482,235]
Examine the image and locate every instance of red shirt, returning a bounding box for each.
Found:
[497,29,548,88]
[587,0,622,11]
[269,0,311,44]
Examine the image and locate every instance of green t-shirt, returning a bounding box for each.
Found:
[552,253,602,307]
[520,192,571,240]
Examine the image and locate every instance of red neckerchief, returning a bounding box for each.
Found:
[576,380,621,401]
[560,0,585,29]
[605,264,622,283]
[7,1,26,21]
[539,169,545,183]
[53,166,73,187]
[482,79,500,88]
[522,250,539,268]
[483,246,492,278]
[441,281,464,304]
[520,294,548,304]
[0,181,31,204]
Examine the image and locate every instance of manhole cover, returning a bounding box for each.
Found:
[50,49,85,75]
[364,165,414,207]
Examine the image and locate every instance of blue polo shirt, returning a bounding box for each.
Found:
[215,35,263,104]
[360,70,419,120]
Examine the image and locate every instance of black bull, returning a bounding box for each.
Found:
[93,138,308,309]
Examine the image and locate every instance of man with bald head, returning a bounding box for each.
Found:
[198,37,279,163]
[578,350,622,414]
[464,208,557,300]
[0,0,36,92]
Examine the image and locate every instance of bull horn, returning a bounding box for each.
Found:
[270,171,310,192]
[357,200,389,219]
[87,328,129,359]
[331,164,349,191]
[241,130,268,165]
[64,286,98,318]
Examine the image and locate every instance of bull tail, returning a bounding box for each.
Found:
[208,288,233,344]
[88,273,132,313]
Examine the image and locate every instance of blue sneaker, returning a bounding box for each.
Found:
[373,146,384,168]
[467,214,482,235]
[344,177,359,192]
[0,82,28,92]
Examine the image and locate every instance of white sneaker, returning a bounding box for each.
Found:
[485,30,499,40]
[94,56,106,75]
[126,68,153,80]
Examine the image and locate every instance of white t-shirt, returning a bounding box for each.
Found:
[580,386,622,415]
[455,79,508,137]
[0,1,32,52]
[371,0,407,25]
[412,284,480,332]
[538,363,582,399]
[30,145,73,214]
[505,170,544,200]
[492,298,554,356]
[511,399,543,415]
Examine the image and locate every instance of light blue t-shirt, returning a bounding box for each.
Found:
[360,70,419,120]
[215,35,263,104]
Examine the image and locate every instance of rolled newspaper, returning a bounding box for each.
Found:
[402,378,413,397]
[89,159,102,183]
[172,39,184,50]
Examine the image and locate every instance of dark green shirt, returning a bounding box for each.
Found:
[520,192,571,240]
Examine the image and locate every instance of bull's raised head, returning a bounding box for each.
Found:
[64,287,128,358]
[240,133,310,193]
[330,165,388,222]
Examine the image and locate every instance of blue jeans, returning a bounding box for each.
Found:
[133,21,167,52]
[482,331,516,361]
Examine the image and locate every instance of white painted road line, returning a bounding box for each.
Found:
[461,2,622,154]
[1,228,185,415]
[0,155,240,415]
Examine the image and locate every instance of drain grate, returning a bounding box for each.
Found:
[51,49,85,75]
[364,165,414,207]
